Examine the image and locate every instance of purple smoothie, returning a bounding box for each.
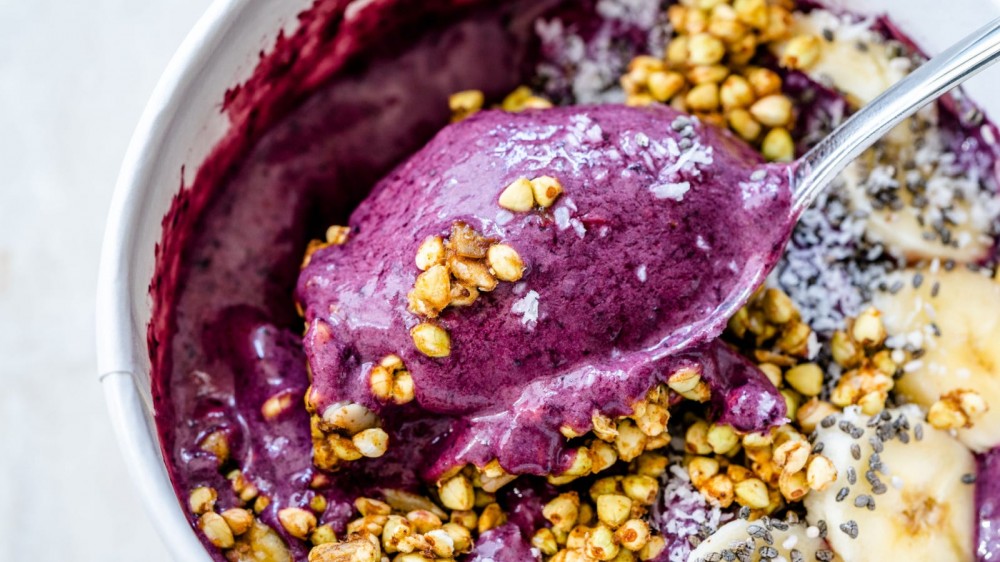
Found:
[297,104,790,479]
[144,0,1000,559]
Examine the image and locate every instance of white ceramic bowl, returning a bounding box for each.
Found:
[97,0,1000,559]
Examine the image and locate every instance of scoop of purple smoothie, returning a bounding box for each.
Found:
[297,104,790,477]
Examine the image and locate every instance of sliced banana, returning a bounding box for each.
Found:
[804,405,976,561]
[688,518,840,562]
[839,142,994,264]
[874,267,1000,452]
[786,12,995,263]
[787,9,908,107]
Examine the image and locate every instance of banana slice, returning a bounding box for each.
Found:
[688,518,840,562]
[839,145,993,264]
[804,405,976,561]
[874,267,1000,452]
[787,9,908,107]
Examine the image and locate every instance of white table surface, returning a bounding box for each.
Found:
[0,1,209,559]
[2,1,1000,561]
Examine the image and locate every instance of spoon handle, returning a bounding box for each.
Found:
[791,17,1000,218]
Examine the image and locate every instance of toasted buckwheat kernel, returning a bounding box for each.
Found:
[744,67,782,97]
[220,508,254,536]
[449,90,485,122]
[381,515,412,553]
[687,64,730,85]
[443,522,473,553]
[424,528,456,558]
[325,225,351,245]
[406,509,444,534]
[615,519,650,552]
[687,456,720,488]
[415,236,445,271]
[648,70,686,102]
[635,453,669,478]
[532,528,559,556]
[308,538,380,562]
[590,440,619,473]
[449,256,497,292]
[734,478,770,509]
[590,477,622,499]
[311,524,337,546]
[688,32,726,65]
[354,497,391,517]
[321,402,378,434]
[750,95,793,127]
[622,474,659,506]
[587,524,621,561]
[529,176,564,208]
[785,363,824,397]
[411,323,451,357]
[685,420,713,455]
[199,430,230,464]
[778,469,809,501]
[720,75,756,110]
[615,420,648,462]
[439,474,475,511]
[487,244,525,282]
[592,412,619,442]
[851,307,886,347]
[543,492,580,533]
[478,503,506,534]
[596,494,632,528]
[702,474,735,507]
[734,0,767,28]
[761,127,794,162]
[780,35,822,70]
[707,423,739,455]
[806,454,838,491]
[278,507,317,540]
[352,428,389,458]
[189,486,217,515]
[261,391,295,421]
[498,178,536,212]
[200,512,235,549]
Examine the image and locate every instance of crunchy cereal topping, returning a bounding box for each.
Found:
[928,389,989,430]
[498,178,536,212]
[411,323,451,358]
[448,90,485,122]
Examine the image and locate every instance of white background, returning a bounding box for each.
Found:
[0,1,208,560]
[1,0,1000,560]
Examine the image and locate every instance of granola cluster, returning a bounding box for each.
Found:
[407,222,528,358]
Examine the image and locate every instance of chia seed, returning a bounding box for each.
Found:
[836,487,850,502]
[759,546,778,559]
[847,467,857,485]
[915,424,924,441]
[962,473,977,484]
[816,549,835,562]
[813,442,825,454]
[738,506,751,520]
[839,520,859,539]
[851,443,861,460]
[821,416,837,428]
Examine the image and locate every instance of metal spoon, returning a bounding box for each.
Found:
[790,17,1000,218]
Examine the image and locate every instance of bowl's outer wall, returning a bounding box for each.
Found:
[97,0,1000,559]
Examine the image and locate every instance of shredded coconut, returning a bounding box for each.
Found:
[511,290,540,329]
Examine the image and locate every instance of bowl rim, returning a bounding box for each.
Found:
[97,0,249,559]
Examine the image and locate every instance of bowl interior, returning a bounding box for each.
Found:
[98,0,1000,559]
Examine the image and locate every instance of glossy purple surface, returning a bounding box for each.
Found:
[298,105,791,479]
